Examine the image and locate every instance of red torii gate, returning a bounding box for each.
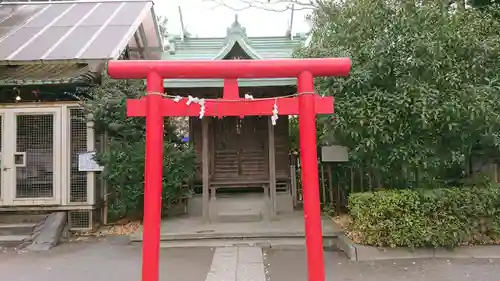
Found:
[107,58,351,281]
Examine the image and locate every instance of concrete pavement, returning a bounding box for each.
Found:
[265,249,500,281]
[1,240,500,281]
[0,240,214,281]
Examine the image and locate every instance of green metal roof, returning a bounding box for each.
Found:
[162,16,306,88]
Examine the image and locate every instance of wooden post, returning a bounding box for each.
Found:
[102,130,109,225]
[320,163,326,204]
[360,166,364,192]
[202,117,210,221]
[327,164,334,206]
[268,118,277,218]
[350,166,355,193]
[290,154,298,207]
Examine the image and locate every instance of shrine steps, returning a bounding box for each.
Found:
[210,193,266,223]
[130,211,343,250]
[217,209,263,223]
[187,192,294,221]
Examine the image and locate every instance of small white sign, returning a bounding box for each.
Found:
[78,152,103,172]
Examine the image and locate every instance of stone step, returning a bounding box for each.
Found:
[157,236,339,250]
[218,210,262,223]
[0,223,36,236]
[0,214,47,224]
[0,235,31,248]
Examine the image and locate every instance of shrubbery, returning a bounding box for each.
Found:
[348,185,500,248]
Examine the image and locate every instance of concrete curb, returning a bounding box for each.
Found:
[131,230,340,242]
[337,233,500,261]
[334,234,358,261]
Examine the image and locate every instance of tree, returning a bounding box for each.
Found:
[157,15,169,40]
[298,0,500,187]
[79,75,196,221]
[205,0,319,11]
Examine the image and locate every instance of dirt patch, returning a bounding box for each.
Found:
[69,221,141,242]
[103,221,141,236]
[332,214,351,229]
[331,214,363,244]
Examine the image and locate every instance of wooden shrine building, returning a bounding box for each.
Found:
[164,17,306,220]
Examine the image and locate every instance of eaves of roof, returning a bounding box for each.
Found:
[161,17,307,88]
[163,35,305,61]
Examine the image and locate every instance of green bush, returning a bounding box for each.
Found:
[80,74,196,222]
[96,139,195,221]
[348,185,500,248]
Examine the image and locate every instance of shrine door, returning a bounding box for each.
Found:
[212,116,268,184]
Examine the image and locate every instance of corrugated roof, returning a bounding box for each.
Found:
[0,63,94,85]
[0,0,162,64]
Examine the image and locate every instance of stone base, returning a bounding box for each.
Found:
[130,211,342,250]
[187,192,294,219]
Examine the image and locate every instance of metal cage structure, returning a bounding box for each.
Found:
[0,102,104,231]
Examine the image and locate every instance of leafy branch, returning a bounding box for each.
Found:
[299,0,500,186]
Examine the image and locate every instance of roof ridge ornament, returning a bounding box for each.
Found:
[226,13,247,38]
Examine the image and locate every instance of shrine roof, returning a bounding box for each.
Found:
[163,16,306,88]
[164,36,304,61]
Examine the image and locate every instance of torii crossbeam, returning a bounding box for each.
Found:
[107,58,351,281]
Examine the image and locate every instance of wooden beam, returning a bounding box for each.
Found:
[133,32,145,59]
[108,58,352,79]
[202,117,210,221]
[138,24,152,59]
[209,120,215,178]
[268,118,277,219]
[127,95,334,117]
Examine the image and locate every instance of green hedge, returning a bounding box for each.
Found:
[348,185,500,248]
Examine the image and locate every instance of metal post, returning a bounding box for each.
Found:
[298,71,325,281]
[142,72,164,281]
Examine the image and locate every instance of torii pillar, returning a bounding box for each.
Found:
[107,58,351,281]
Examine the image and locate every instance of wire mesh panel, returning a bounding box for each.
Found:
[15,114,54,198]
[69,210,91,230]
[69,108,87,203]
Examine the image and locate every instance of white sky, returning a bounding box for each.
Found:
[152,0,312,37]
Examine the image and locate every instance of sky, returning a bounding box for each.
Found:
[152,0,312,38]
